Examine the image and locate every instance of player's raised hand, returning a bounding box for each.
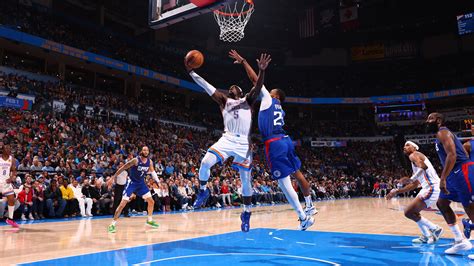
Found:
[257,53,271,71]
[229,49,245,64]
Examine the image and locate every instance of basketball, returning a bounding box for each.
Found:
[185,50,204,69]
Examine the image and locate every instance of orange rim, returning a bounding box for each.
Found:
[214,1,254,17]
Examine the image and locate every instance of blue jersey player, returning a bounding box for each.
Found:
[108,146,161,233]
[230,52,314,231]
[426,113,474,254]
[256,81,314,231]
[229,50,317,218]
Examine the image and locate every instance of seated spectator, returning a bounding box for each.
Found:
[32,180,45,219]
[42,160,55,172]
[220,180,232,207]
[18,185,34,220]
[82,177,100,215]
[60,179,77,218]
[45,180,66,218]
[97,179,113,215]
[70,179,93,217]
[158,183,171,212]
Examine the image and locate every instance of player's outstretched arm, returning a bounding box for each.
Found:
[229,49,258,85]
[438,130,457,194]
[112,158,137,181]
[247,54,272,105]
[185,59,227,107]
[386,180,420,200]
[229,50,272,109]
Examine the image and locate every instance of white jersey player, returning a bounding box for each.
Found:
[0,143,19,228]
[386,141,443,244]
[185,54,269,232]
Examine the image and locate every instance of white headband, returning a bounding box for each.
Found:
[405,141,419,151]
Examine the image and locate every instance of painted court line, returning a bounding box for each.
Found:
[296,241,316,246]
[437,243,452,247]
[273,237,284,241]
[131,253,341,266]
[337,245,365,248]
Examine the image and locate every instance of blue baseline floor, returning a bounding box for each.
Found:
[19,228,474,266]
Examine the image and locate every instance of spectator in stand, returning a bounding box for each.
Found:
[220,180,232,207]
[60,179,77,218]
[32,180,45,219]
[158,183,171,212]
[82,178,100,215]
[30,157,42,173]
[45,180,66,218]
[165,162,174,177]
[70,179,93,217]
[18,185,34,220]
[97,179,113,215]
[42,160,55,172]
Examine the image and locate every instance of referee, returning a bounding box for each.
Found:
[112,161,130,217]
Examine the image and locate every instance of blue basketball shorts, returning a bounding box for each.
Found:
[264,136,301,180]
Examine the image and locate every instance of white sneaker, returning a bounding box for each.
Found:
[87,213,93,217]
[430,226,444,242]
[21,214,26,221]
[28,213,35,220]
[304,206,318,216]
[297,215,315,231]
[412,235,430,244]
[445,239,472,254]
[182,203,188,210]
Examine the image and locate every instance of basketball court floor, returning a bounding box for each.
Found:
[1,197,473,265]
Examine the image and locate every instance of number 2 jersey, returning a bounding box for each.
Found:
[258,86,301,180]
[258,86,285,141]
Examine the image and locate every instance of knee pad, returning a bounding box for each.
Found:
[199,152,219,181]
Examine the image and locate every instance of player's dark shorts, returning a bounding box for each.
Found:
[264,135,301,180]
[123,180,150,200]
[439,161,474,206]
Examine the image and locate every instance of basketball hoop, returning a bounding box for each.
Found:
[213,0,254,42]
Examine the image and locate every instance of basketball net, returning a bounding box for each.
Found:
[213,0,254,42]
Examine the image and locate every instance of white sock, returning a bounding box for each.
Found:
[148,216,153,222]
[416,221,431,237]
[278,176,306,220]
[419,217,437,230]
[243,205,251,213]
[304,196,313,208]
[448,224,464,241]
[111,220,117,226]
[8,205,14,220]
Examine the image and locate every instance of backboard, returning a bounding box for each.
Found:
[149,0,227,29]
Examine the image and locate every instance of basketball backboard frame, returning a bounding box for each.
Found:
[149,0,228,29]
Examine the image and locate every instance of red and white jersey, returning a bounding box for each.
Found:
[222,97,252,141]
[410,157,440,191]
[0,155,13,182]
